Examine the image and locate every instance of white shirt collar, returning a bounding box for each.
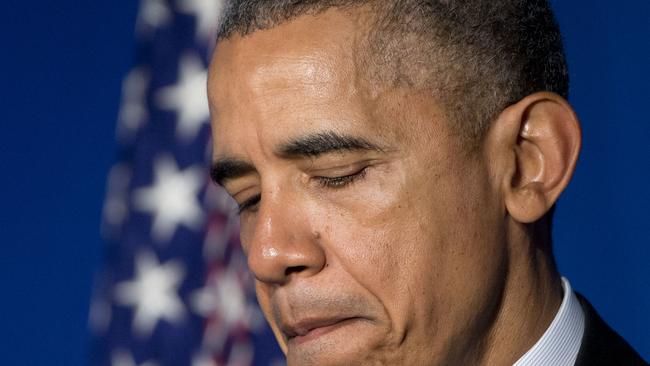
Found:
[513,277,585,366]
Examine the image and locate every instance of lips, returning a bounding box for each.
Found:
[282,316,362,344]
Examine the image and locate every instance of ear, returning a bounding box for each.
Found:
[486,92,582,223]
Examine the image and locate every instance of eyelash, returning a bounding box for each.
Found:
[315,166,368,188]
[236,167,368,215]
[237,195,261,215]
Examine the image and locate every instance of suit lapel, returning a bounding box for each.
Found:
[574,293,647,366]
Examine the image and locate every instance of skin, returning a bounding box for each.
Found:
[208,8,582,366]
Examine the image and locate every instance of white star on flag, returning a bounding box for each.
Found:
[177,0,224,42]
[133,155,204,243]
[136,0,172,36]
[191,269,250,325]
[191,263,266,352]
[156,53,210,142]
[114,250,186,338]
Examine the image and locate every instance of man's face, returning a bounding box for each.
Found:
[209,8,507,366]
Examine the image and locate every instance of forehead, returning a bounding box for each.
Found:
[211,11,359,97]
[207,8,443,161]
[208,9,379,150]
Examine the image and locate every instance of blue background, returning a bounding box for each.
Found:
[0,1,647,364]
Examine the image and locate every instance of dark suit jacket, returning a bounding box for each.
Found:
[574,294,648,366]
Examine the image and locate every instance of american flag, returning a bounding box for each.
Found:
[89,0,284,365]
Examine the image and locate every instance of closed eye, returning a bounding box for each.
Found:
[236,166,369,214]
[237,194,261,215]
[315,166,368,189]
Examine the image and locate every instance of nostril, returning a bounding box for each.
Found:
[284,265,307,276]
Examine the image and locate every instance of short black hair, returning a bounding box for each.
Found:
[216,0,569,142]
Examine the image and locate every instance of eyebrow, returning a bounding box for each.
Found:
[211,131,385,187]
[210,158,256,187]
[276,131,385,158]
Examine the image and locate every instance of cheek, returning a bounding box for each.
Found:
[310,166,425,321]
[403,161,507,339]
[316,164,409,270]
[317,156,505,343]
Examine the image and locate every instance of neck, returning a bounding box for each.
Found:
[475,221,564,366]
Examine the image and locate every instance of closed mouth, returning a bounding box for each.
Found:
[284,317,364,345]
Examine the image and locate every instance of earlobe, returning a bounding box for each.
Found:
[492,92,582,224]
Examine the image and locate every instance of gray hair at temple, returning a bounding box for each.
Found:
[215,0,569,143]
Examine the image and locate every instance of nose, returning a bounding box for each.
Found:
[244,191,326,285]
